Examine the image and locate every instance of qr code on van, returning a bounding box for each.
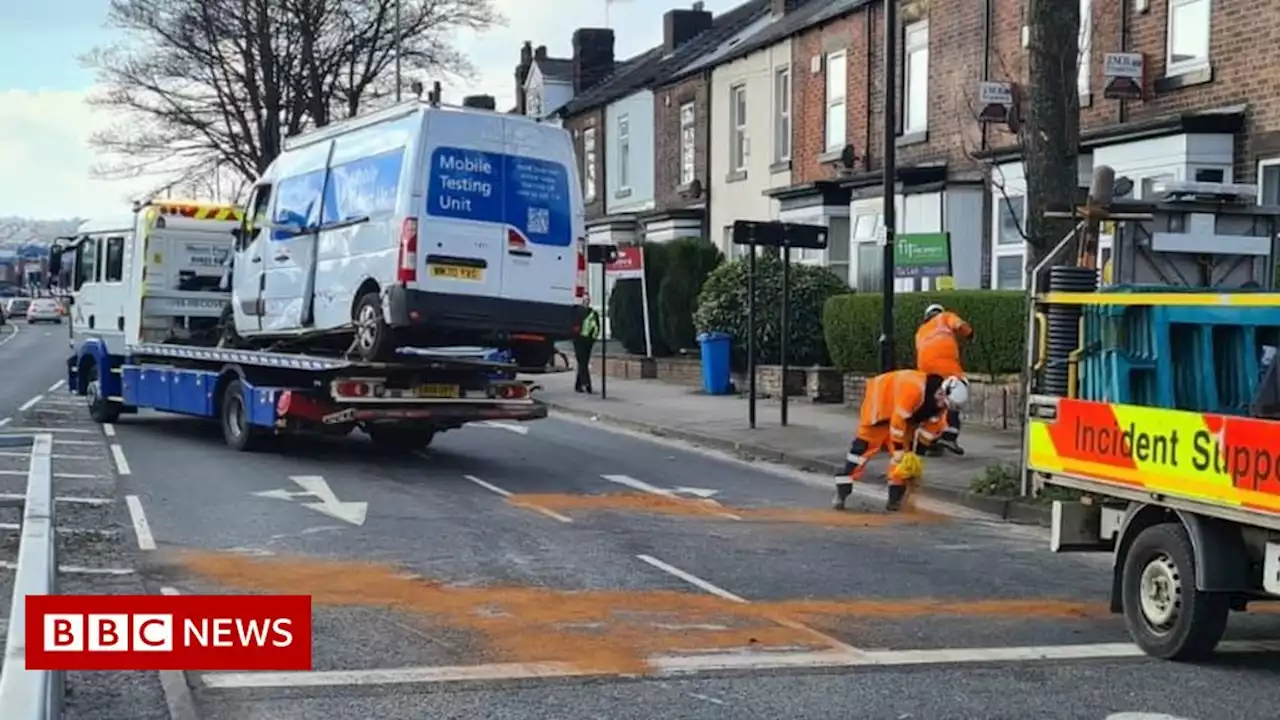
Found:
[527,207,550,235]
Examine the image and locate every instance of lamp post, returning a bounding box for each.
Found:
[878,0,898,372]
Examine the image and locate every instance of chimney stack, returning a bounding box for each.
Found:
[514,41,533,114]
[571,28,615,94]
[663,4,713,54]
[535,45,548,60]
[771,0,809,16]
[462,95,497,110]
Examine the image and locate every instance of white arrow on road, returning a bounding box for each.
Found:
[672,487,720,499]
[253,476,367,526]
[474,421,529,435]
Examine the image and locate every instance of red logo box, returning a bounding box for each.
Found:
[25,594,312,671]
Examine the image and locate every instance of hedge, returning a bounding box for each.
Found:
[696,253,848,368]
[822,290,1027,376]
[609,243,671,356]
[657,237,724,352]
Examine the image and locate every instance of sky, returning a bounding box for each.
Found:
[0,0,743,221]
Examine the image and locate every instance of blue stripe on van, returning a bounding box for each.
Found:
[425,146,572,247]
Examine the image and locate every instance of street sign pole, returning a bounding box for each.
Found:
[880,0,898,373]
[587,243,619,400]
[780,241,790,427]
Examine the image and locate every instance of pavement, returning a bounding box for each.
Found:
[3,323,1280,718]
[532,369,1038,520]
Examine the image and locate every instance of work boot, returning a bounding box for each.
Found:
[940,439,966,456]
[832,481,853,510]
[885,484,907,512]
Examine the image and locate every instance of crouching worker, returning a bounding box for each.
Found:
[833,370,969,512]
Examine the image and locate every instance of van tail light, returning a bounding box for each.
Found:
[574,238,588,302]
[397,218,419,283]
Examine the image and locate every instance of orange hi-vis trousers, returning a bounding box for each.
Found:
[837,370,949,488]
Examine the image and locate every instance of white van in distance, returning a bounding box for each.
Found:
[228,98,588,365]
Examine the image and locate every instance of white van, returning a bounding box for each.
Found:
[230,100,589,364]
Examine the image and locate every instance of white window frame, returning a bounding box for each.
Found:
[582,127,597,203]
[774,66,791,162]
[1165,0,1211,76]
[1258,158,1280,206]
[825,52,847,151]
[616,115,631,190]
[903,22,929,135]
[730,84,748,173]
[1078,0,1091,97]
[679,102,696,186]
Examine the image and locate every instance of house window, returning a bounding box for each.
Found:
[903,22,929,135]
[997,194,1025,245]
[1259,159,1280,206]
[527,86,542,117]
[617,115,631,189]
[852,213,884,292]
[774,67,791,162]
[1166,0,1210,75]
[1078,0,1091,96]
[825,52,846,151]
[679,102,696,186]
[730,84,747,172]
[582,127,597,203]
[1140,174,1175,200]
[996,255,1024,289]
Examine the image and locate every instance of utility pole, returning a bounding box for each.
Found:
[878,0,898,373]
[394,0,403,101]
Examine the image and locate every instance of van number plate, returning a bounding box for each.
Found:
[430,265,482,281]
[415,384,460,398]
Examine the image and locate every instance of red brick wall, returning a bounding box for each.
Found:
[563,109,607,219]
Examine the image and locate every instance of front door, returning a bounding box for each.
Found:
[262,141,331,332]
[231,183,274,334]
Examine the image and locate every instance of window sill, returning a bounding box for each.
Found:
[817,149,846,164]
[1155,65,1213,94]
[770,160,792,174]
[615,187,633,199]
[677,182,703,197]
[896,131,928,147]
[725,170,748,184]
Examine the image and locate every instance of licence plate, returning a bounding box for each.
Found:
[429,265,482,281]
[415,384,460,398]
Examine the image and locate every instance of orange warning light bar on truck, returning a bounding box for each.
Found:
[1027,397,1280,514]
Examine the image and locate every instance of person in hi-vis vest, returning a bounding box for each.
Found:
[915,303,972,456]
[574,302,601,394]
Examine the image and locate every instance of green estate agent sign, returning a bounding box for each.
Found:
[895,232,951,278]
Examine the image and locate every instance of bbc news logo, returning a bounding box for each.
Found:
[26,594,312,671]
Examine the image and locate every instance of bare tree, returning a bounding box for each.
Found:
[84,0,502,196]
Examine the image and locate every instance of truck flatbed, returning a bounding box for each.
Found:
[126,342,519,373]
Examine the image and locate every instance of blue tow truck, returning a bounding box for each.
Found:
[49,200,547,452]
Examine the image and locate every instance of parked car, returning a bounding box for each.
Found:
[4,297,31,321]
[25,297,62,323]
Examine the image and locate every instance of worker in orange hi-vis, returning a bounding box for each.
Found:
[833,370,969,512]
[915,303,973,456]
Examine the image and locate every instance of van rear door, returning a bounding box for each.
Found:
[498,119,578,307]
[421,110,505,298]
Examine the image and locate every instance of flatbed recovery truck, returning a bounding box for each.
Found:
[1026,176,1280,660]
[53,200,548,452]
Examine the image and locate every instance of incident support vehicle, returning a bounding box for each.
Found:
[1024,175,1280,661]
[225,97,588,367]
[52,199,546,452]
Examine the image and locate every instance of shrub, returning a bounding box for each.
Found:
[607,243,671,356]
[657,237,724,352]
[695,253,848,368]
[823,290,1027,376]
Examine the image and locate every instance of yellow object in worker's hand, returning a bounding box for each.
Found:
[888,452,924,484]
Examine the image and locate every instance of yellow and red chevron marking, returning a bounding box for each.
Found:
[152,201,243,222]
[1027,398,1280,515]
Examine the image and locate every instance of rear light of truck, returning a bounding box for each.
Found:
[574,238,588,302]
[493,383,529,400]
[334,380,371,397]
[397,218,418,283]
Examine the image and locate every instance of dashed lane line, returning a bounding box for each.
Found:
[47,379,66,392]
[0,450,102,460]
[18,395,43,412]
[103,423,116,437]
[0,417,9,427]
[602,474,741,520]
[0,470,108,479]
[155,586,202,720]
[0,561,133,575]
[459,473,572,523]
[126,494,156,550]
[111,444,131,475]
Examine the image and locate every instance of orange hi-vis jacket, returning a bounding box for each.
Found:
[858,369,950,453]
[915,311,972,379]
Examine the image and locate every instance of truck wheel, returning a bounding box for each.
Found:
[85,363,122,424]
[221,379,262,451]
[352,291,394,362]
[367,425,435,453]
[1121,522,1230,661]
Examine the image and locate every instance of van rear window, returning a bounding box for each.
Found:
[426,147,571,248]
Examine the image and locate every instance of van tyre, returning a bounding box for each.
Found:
[85,363,122,424]
[352,291,394,362]
[367,425,435,453]
[1121,522,1230,661]
[221,378,263,451]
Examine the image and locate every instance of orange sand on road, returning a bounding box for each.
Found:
[175,551,1109,674]
[508,492,945,527]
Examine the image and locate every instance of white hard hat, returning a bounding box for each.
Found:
[924,303,944,319]
[941,376,969,409]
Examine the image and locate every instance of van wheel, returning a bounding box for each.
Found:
[85,363,122,424]
[512,341,555,370]
[352,291,394,362]
[221,379,263,451]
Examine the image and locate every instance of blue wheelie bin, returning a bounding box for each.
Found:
[697,331,732,395]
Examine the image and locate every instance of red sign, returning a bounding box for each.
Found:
[605,246,645,279]
[26,594,312,671]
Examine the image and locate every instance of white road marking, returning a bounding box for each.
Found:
[47,379,66,392]
[475,420,530,435]
[1,427,95,434]
[637,554,860,654]
[0,561,133,575]
[0,523,119,535]
[18,395,43,412]
[103,423,116,437]
[461,474,573,523]
[194,639,1280,689]
[152,586,201,720]
[110,443,131,475]
[0,470,108,479]
[602,474,740,520]
[0,493,112,505]
[53,439,99,446]
[254,476,367,525]
[126,495,156,550]
[687,692,727,706]
[0,450,100,460]
[0,323,18,347]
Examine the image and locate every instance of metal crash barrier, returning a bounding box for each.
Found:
[0,433,62,719]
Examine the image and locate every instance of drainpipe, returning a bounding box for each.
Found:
[701,67,713,243]
[981,0,992,151]
[864,4,874,166]
[1118,0,1130,125]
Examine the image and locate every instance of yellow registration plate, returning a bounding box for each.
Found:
[429,265,482,281]
[415,384,460,398]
